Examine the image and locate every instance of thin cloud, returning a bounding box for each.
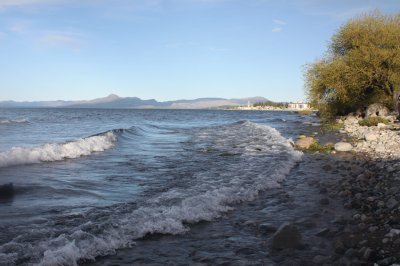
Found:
[0,0,57,8]
[9,21,31,33]
[272,27,282,33]
[273,19,286,25]
[39,32,83,49]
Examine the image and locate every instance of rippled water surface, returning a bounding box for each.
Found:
[0,109,319,265]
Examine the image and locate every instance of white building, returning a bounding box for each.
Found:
[287,102,310,110]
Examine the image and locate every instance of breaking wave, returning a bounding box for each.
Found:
[0,118,29,124]
[0,131,117,168]
[0,121,302,265]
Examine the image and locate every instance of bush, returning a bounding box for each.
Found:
[358,117,389,126]
[321,121,344,132]
[308,140,335,154]
[305,11,400,118]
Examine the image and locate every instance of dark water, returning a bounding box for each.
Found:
[0,109,320,265]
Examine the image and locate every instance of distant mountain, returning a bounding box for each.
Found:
[0,94,270,109]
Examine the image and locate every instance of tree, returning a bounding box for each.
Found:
[305,11,400,118]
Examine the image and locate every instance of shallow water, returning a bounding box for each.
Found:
[0,109,320,265]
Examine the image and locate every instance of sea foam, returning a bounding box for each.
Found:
[0,118,29,124]
[0,132,116,168]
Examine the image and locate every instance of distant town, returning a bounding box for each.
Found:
[231,101,311,111]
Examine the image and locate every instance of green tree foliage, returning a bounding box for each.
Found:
[305,12,400,118]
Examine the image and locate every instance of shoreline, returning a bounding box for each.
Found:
[298,114,400,265]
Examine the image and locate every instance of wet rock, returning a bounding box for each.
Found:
[322,164,333,171]
[312,255,328,264]
[333,238,345,254]
[271,223,303,250]
[319,187,328,194]
[362,247,373,260]
[386,197,398,210]
[334,142,352,152]
[319,198,330,205]
[258,223,277,234]
[377,257,395,266]
[0,183,14,199]
[295,137,314,149]
[344,248,356,258]
[315,228,330,237]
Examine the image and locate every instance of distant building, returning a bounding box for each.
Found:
[287,102,310,110]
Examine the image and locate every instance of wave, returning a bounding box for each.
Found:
[0,121,302,265]
[0,132,117,168]
[0,118,29,124]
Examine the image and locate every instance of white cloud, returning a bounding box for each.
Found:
[0,0,57,8]
[272,27,282,33]
[273,19,286,25]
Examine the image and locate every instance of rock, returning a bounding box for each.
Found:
[258,223,277,234]
[295,137,314,149]
[362,247,373,260]
[377,123,387,128]
[364,132,378,141]
[322,164,333,171]
[375,144,386,153]
[315,228,330,237]
[334,142,353,152]
[319,198,330,205]
[312,255,328,264]
[333,238,345,254]
[385,229,400,238]
[345,116,358,123]
[366,103,389,117]
[271,223,303,250]
[0,183,14,199]
[386,197,398,210]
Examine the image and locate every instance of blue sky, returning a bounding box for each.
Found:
[0,0,398,102]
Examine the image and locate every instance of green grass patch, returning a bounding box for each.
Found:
[321,121,344,133]
[296,110,313,115]
[358,117,389,127]
[307,140,335,154]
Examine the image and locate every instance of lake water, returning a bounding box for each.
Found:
[0,109,319,265]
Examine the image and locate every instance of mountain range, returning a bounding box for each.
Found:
[0,94,270,109]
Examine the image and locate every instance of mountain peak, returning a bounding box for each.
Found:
[106,94,120,100]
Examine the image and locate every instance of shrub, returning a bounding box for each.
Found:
[358,117,389,126]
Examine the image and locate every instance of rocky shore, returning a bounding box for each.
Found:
[293,107,400,265]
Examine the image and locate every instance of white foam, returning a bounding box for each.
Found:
[0,132,116,168]
[0,118,29,124]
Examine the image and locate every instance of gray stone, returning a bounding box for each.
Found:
[258,223,277,234]
[333,238,345,254]
[271,223,302,250]
[366,103,389,117]
[362,247,373,260]
[315,228,330,237]
[334,142,353,152]
[386,197,398,210]
[312,255,328,264]
[319,198,330,205]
